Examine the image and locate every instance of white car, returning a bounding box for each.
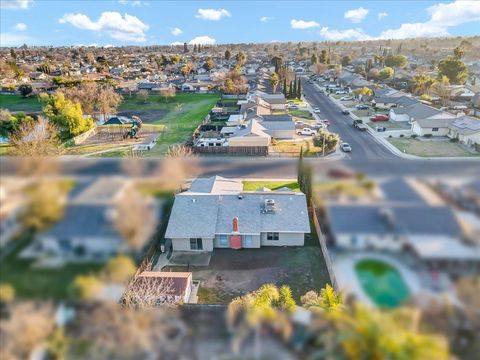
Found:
[340,96,353,101]
[296,128,317,136]
[336,90,348,95]
[313,107,321,113]
[340,142,352,152]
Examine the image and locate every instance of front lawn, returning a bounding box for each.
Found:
[0,236,103,300]
[388,138,479,157]
[271,139,323,156]
[0,94,42,112]
[242,180,300,192]
[289,109,313,119]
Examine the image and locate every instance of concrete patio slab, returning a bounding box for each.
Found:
[168,251,212,266]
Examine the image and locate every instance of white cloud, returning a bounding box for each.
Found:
[188,35,215,45]
[290,19,320,29]
[260,16,271,23]
[0,32,31,46]
[171,27,183,36]
[195,8,230,21]
[380,0,480,39]
[59,11,149,42]
[1,0,32,10]
[14,22,27,31]
[170,41,183,46]
[319,27,372,41]
[118,0,144,6]
[344,7,369,23]
[378,12,388,20]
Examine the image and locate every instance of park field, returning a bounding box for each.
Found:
[0,94,42,112]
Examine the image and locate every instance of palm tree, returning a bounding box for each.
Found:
[269,72,279,93]
[228,284,295,359]
[301,284,343,313]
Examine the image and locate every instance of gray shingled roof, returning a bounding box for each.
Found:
[380,178,425,204]
[261,121,295,131]
[392,103,442,119]
[327,205,461,237]
[449,116,480,135]
[165,177,310,239]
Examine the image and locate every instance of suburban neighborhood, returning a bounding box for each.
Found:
[1,1,480,359]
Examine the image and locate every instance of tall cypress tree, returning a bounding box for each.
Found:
[297,147,304,191]
[288,81,293,99]
[283,78,287,97]
[293,79,297,99]
[297,79,302,99]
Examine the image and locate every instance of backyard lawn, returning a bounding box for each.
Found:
[289,109,313,119]
[271,139,323,156]
[0,94,42,112]
[0,236,103,299]
[388,138,479,157]
[242,180,300,192]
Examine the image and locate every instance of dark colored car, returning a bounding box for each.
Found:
[356,104,369,110]
[341,109,350,115]
[370,115,389,122]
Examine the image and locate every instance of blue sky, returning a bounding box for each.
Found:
[1,0,479,46]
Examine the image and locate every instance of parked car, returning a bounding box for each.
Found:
[340,142,352,152]
[341,109,350,115]
[317,119,330,126]
[335,90,348,95]
[356,104,369,110]
[296,128,317,136]
[313,107,321,113]
[370,115,389,122]
[340,96,353,101]
[376,126,387,132]
[353,119,368,131]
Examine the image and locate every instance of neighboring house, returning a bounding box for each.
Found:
[131,271,194,304]
[0,180,28,248]
[165,176,310,252]
[389,102,455,123]
[372,95,418,109]
[23,178,158,262]
[223,120,271,147]
[258,114,295,139]
[448,116,480,148]
[411,118,455,136]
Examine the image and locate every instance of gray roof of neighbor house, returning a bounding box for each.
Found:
[261,121,295,132]
[415,118,455,128]
[260,93,286,104]
[43,204,120,239]
[165,177,310,239]
[392,103,444,119]
[449,116,480,135]
[261,114,293,122]
[380,178,425,204]
[187,176,244,195]
[374,96,418,107]
[327,205,462,237]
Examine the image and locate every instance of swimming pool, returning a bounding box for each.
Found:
[355,259,410,308]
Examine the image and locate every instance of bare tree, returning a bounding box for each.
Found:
[62,81,98,114]
[122,274,176,308]
[0,302,56,360]
[156,145,200,191]
[114,187,156,252]
[137,89,149,104]
[96,86,123,122]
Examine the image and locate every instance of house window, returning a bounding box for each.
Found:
[189,238,203,250]
[267,232,279,241]
[432,127,439,132]
[219,235,228,247]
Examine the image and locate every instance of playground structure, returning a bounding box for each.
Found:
[123,116,143,139]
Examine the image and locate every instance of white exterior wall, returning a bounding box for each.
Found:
[270,103,286,111]
[411,122,449,136]
[389,109,409,122]
[172,238,214,251]
[260,232,304,247]
[214,234,261,248]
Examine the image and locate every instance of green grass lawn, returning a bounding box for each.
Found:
[289,109,313,119]
[0,143,13,156]
[242,180,300,192]
[0,236,103,300]
[388,138,480,157]
[0,94,42,112]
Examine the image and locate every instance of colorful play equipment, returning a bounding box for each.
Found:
[123,116,143,139]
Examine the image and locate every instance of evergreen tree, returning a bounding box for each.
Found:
[193,44,197,53]
[288,81,293,99]
[183,42,188,53]
[297,147,304,190]
[297,79,302,98]
[283,78,287,97]
[293,79,297,99]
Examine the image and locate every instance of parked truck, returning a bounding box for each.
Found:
[353,119,368,131]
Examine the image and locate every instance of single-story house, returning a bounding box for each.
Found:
[372,95,418,109]
[411,118,456,136]
[258,114,295,139]
[448,116,480,148]
[389,103,455,123]
[165,176,310,252]
[226,120,271,147]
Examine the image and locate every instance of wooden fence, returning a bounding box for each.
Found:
[311,204,338,291]
[193,146,268,156]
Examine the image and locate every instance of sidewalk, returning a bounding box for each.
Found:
[320,85,480,161]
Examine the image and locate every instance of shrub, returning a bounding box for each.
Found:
[400,134,404,138]
[424,134,433,138]
[411,134,418,139]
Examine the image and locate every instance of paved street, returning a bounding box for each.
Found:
[301,77,396,161]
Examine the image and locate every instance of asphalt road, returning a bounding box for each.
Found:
[301,78,395,161]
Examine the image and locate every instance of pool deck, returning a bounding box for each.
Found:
[333,252,421,307]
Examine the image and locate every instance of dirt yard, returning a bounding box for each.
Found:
[167,245,330,304]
